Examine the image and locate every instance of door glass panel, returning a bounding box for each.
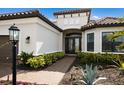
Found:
[68,38,73,53]
[75,38,80,53]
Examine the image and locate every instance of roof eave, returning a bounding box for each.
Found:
[54,8,91,16]
[0,10,63,32]
[38,14,63,32]
[81,23,124,31]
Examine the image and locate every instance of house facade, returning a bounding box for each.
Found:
[0,10,63,59]
[82,17,124,53]
[54,9,91,54]
[0,9,124,62]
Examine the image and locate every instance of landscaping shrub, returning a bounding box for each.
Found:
[27,52,65,69]
[19,51,33,65]
[77,52,119,66]
[55,52,65,59]
[43,53,56,65]
[42,52,65,65]
[26,56,45,69]
[95,53,119,66]
[77,52,97,65]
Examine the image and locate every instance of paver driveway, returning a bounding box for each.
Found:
[0,56,75,85]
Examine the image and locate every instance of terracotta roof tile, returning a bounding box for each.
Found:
[81,17,124,31]
[54,8,91,15]
[0,10,63,32]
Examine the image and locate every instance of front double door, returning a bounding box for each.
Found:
[65,37,81,54]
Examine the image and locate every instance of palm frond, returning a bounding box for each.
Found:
[116,43,124,50]
[107,31,124,41]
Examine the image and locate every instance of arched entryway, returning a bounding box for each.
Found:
[63,29,82,54]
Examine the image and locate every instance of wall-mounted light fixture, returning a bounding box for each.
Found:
[26,36,30,44]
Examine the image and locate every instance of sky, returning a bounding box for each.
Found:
[0,8,124,20]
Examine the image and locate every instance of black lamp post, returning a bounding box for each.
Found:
[9,24,20,85]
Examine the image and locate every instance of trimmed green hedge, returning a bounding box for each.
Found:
[26,52,65,69]
[77,52,120,66]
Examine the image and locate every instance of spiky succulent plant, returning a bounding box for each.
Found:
[79,64,106,85]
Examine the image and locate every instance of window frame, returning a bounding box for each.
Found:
[102,32,124,53]
[102,32,114,52]
[87,33,94,52]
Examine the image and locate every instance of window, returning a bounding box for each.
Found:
[102,32,114,52]
[114,35,124,52]
[102,32,124,52]
[87,33,94,51]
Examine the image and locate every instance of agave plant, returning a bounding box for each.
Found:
[79,64,106,85]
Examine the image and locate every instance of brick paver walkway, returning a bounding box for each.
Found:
[0,56,75,85]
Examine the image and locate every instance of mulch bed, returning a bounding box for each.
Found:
[59,65,124,85]
[0,80,38,85]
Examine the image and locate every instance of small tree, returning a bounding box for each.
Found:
[108,31,124,75]
[108,31,124,50]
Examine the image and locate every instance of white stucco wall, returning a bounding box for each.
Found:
[34,18,62,56]
[0,17,62,56]
[56,12,89,30]
[0,18,38,55]
[82,26,124,53]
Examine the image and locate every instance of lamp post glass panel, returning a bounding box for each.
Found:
[9,24,20,41]
[9,24,20,85]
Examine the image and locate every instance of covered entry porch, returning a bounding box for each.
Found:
[63,29,82,54]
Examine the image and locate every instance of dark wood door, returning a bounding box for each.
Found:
[65,37,81,54]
